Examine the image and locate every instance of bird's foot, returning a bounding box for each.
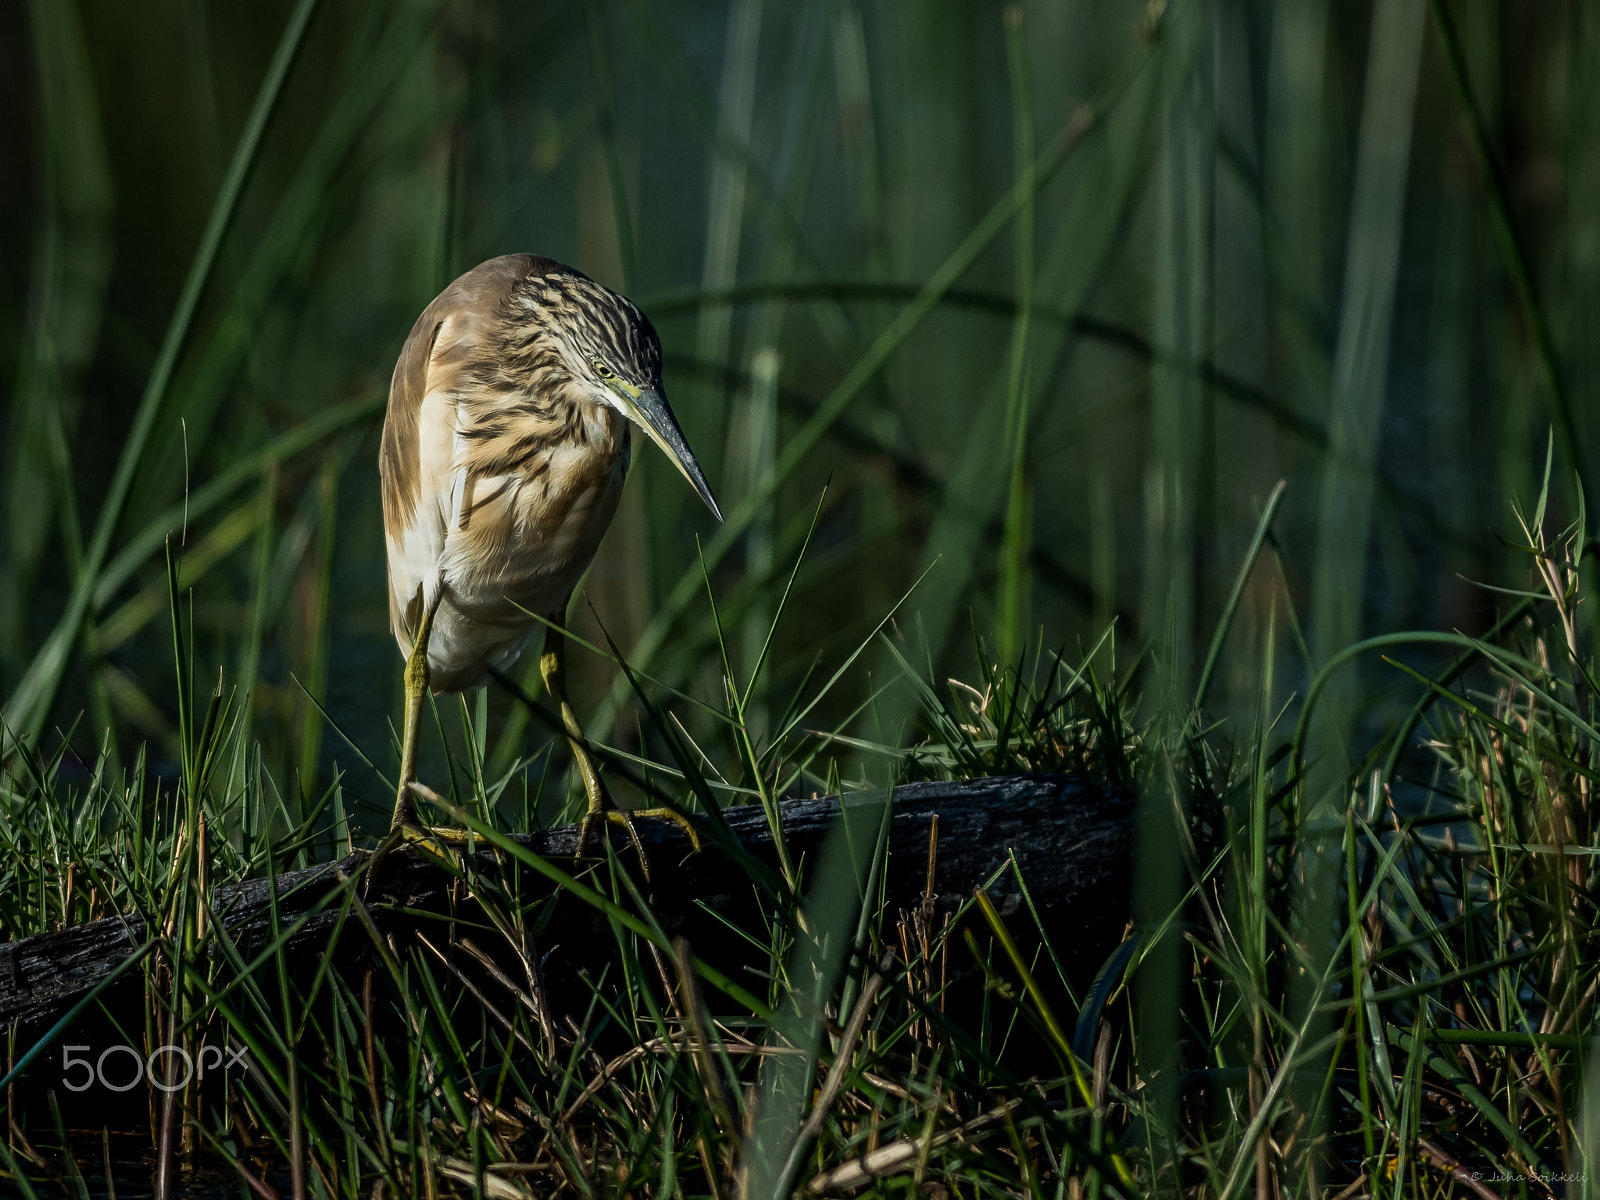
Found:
[366,781,481,895]
[576,803,702,877]
[626,806,704,854]
[398,780,489,861]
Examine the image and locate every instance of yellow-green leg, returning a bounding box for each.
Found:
[366,591,470,892]
[390,590,441,834]
[541,622,701,860]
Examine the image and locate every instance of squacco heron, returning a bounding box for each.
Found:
[378,253,720,854]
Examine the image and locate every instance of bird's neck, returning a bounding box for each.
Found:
[568,395,628,458]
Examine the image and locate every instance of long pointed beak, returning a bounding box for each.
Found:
[626,387,723,521]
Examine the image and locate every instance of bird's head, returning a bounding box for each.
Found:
[527,268,722,522]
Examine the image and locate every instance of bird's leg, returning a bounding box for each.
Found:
[384,588,441,838]
[367,591,470,896]
[541,622,608,830]
[392,588,444,832]
[540,622,701,861]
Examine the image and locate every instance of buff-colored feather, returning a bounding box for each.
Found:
[379,255,641,693]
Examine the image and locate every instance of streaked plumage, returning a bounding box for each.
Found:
[379,253,711,692]
[373,253,719,857]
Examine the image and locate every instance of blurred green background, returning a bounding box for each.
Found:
[2,0,1594,825]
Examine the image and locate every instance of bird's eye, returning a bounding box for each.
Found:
[591,358,616,380]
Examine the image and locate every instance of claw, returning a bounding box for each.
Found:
[577,805,647,876]
[630,805,703,854]
[364,819,477,897]
[398,822,470,871]
[575,804,702,881]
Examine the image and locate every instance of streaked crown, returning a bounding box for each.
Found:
[493,254,721,520]
[512,266,663,403]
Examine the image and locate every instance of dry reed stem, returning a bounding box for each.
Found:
[806,1098,1022,1195]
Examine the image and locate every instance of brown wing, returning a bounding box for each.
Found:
[378,254,566,648]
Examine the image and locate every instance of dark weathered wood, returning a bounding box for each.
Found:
[0,775,1132,1029]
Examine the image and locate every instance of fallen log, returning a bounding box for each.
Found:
[0,774,1132,1031]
